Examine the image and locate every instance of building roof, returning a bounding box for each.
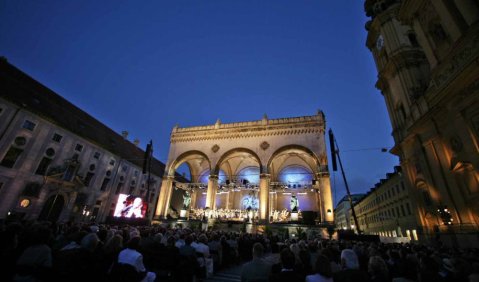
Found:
[0,59,172,178]
[352,165,402,207]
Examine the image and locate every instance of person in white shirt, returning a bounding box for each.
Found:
[193,234,214,276]
[118,236,156,282]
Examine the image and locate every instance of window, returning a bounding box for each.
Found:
[75,144,83,152]
[0,147,24,168]
[95,200,102,205]
[0,107,4,115]
[14,136,27,146]
[392,208,396,217]
[22,120,36,131]
[84,172,95,187]
[129,186,135,195]
[396,207,400,218]
[100,178,110,191]
[396,185,400,194]
[406,203,411,215]
[35,157,52,175]
[388,190,391,198]
[401,205,406,216]
[115,182,123,195]
[93,152,101,159]
[45,148,55,157]
[109,159,115,166]
[52,133,63,143]
[401,182,405,191]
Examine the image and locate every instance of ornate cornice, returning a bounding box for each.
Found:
[171,114,325,143]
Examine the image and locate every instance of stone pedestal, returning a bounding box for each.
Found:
[180,209,187,218]
[291,212,299,221]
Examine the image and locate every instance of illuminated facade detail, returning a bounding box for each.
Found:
[365,0,479,247]
[155,111,334,224]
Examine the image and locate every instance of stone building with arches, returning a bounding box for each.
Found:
[155,112,334,224]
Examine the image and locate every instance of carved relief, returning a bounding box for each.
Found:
[211,144,220,153]
[260,141,270,150]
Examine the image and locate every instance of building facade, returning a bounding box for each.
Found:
[334,194,365,231]
[364,0,479,247]
[353,166,421,242]
[0,59,165,223]
[155,112,334,225]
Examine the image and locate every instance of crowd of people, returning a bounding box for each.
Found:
[0,219,478,282]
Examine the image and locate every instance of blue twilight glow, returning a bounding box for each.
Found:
[199,169,226,184]
[278,165,313,185]
[237,166,260,184]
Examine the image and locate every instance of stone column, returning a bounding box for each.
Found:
[60,191,77,222]
[318,173,334,223]
[259,174,271,222]
[431,0,463,41]
[190,190,197,209]
[225,191,230,210]
[154,176,174,219]
[206,175,218,210]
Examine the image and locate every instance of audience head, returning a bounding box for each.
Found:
[81,233,99,252]
[368,256,389,279]
[341,249,359,270]
[127,236,141,250]
[252,242,264,258]
[315,255,332,278]
[280,248,296,269]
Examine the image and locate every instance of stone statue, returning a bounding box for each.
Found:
[290,195,298,212]
[182,191,191,209]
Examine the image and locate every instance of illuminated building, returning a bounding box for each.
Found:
[155,112,334,225]
[0,59,165,222]
[364,0,479,247]
[352,166,421,242]
[334,194,365,231]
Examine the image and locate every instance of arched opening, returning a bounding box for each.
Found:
[268,145,323,223]
[38,194,65,222]
[163,151,210,218]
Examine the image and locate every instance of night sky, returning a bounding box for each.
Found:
[0,0,399,204]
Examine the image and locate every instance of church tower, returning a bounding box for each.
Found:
[364,0,479,247]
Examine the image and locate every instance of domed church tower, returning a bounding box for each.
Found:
[364,0,479,247]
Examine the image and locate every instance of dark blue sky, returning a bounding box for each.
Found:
[0,0,399,203]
